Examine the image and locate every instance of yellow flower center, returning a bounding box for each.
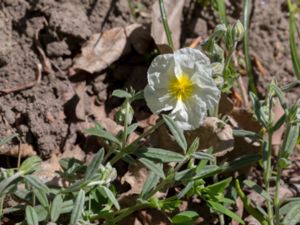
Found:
[169,74,194,101]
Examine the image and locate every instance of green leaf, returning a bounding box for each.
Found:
[171,211,199,225]
[192,152,215,161]
[281,123,300,159]
[221,154,260,173]
[243,180,271,201]
[25,206,39,225]
[33,189,49,208]
[283,204,300,225]
[137,148,185,163]
[177,181,194,199]
[86,123,121,146]
[51,194,63,222]
[208,200,245,224]
[187,138,199,155]
[138,158,165,179]
[141,171,160,199]
[162,114,187,152]
[127,123,139,134]
[25,175,49,193]
[288,0,300,80]
[70,189,85,225]
[99,186,120,210]
[84,148,104,180]
[0,172,22,196]
[280,200,300,216]
[206,177,232,195]
[112,89,132,98]
[232,129,262,141]
[19,156,42,174]
[0,134,18,146]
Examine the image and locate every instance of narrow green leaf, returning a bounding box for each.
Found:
[112,89,132,98]
[208,200,245,224]
[221,154,260,173]
[163,114,187,152]
[33,188,49,208]
[25,175,49,193]
[283,204,300,225]
[137,148,185,163]
[178,181,194,199]
[141,171,160,199]
[51,194,63,222]
[281,123,300,158]
[187,138,199,155]
[172,211,199,224]
[232,129,262,141]
[25,206,39,225]
[192,152,215,161]
[206,177,232,194]
[243,0,257,93]
[288,0,300,80]
[138,158,165,178]
[0,134,18,146]
[214,0,227,24]
[243,180,271,201]
[0,172,22,196]
[70,189,85,225]
[85,148,104,180]
[99,186,120,210]
[19,156,42,174]
[86,123,121,146]
[127,123,139,134]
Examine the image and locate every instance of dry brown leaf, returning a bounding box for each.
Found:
[0,143,36,157]
[70,27,127,74]
[151,0,185,50]
[121,162,149,196]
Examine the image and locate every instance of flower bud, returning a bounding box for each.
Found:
[233,20,244,42]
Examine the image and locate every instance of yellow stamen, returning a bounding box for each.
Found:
[169,74,194,101]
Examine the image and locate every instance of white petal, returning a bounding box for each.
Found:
[192,65,220,111]
[144,85,175,113]
[169,96,207,130]
[147,53,175,89]
[173,48,210,78]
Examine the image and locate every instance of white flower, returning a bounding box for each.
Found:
[144,48,220,130]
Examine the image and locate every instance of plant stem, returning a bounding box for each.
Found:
[264,97,274,225]
[110,119,164,165]
[274,155,282,225]
[0,196,4,221]
[122,100,129,149]
[159,0,174,49]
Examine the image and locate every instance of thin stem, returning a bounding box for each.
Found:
[0,196,4,221]
[159,0,174,49]
[264,96,274,225]
[274,152,283,225]
[223,42,237,73]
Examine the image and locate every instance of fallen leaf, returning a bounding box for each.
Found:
[70,27,127,74]
[151,0,185,50]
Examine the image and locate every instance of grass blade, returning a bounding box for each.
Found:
[243,0,257,94]
[288,0,300,80]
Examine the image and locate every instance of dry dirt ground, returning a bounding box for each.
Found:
[0,0,299,223]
